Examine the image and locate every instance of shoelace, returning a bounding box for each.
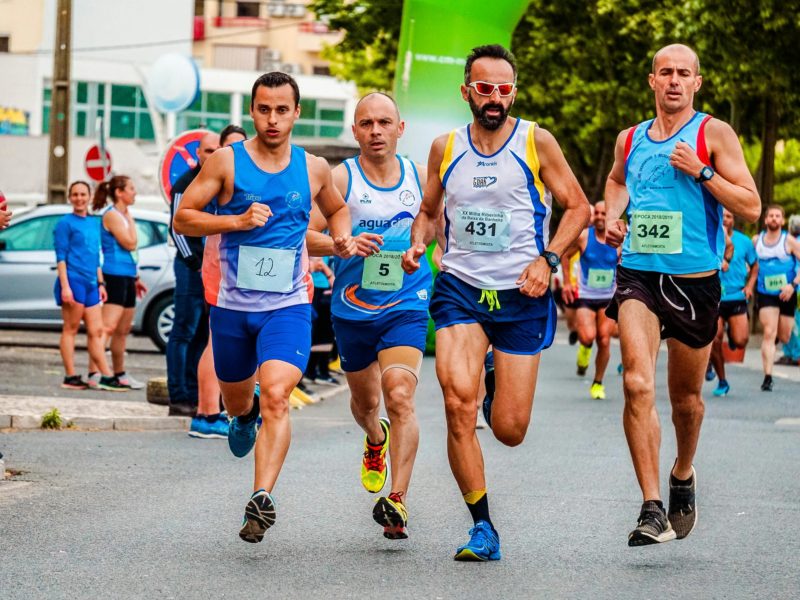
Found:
[638,508,664,527]
[363,446,384,471]
[478,289,501,312]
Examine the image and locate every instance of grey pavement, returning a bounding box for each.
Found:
[1,328,798,599]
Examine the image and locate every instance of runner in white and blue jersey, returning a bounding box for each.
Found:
[605,44,761,547]
[403,45,590,561]
[708,208,758,397]
[307,93,431,541]
[174,72,356,544]
[561,201,620,399]
[753,204,800,391]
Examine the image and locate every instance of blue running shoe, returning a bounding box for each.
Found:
[188,415,229,439]
[454,520,501,561]
[228,389,259,457]
[712,380,730,397]
[239,489,276,543]
[704,364,715,382]
[482,352,496,428]
[617,362,624,375]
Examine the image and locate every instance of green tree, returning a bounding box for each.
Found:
[309,0,402,93]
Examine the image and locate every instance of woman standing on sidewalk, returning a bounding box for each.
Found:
[54,181,126,391]
[87,175,148,389]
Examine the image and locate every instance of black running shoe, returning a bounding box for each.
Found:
[61,375,89,390]
[97,375,129,392]
[373,492,408,540]
[668,465,697,540]
[761,375,773,392]
[239,489,276,543]
[628,500,676,546]
[568,331,578,345]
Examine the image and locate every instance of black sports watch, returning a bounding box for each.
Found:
[695,165,715,183]
[541,250,560,273]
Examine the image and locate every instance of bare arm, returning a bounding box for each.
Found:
[744,260,758,300]
[103,210,137,252]
[604,129,631,248]
[671,119,760,223]
[515,127,590,297]
[403,137,447,273]
[308,155,355,258]
[174,149,271,236]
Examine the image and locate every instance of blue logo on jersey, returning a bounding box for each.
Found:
[476,161,497,167]
[473,176,498,189]
[285,191,302,208]
[358,211,414,230]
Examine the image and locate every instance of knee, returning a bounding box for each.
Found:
[350,394,380,418]
[491,416,528,447]
[443,390,476,438]
[62,322,80,335]
[260,383,291,417]
[384,384,415,422]
[86,323,103,338]
[672,394,704,421]
[622,370,653,401]
[578,332,595,347]
[730,332,749,348]
[596,334,610,349]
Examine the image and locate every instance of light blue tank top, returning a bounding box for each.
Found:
[622,112,724,274]
[100,206,137,277]
[209,141,311,312]
[577,227,618,300]
[331,155,431,321]
[755,231,797,296]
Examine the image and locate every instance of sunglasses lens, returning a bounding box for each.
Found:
[474,82,495,95]
[497,84,514,96]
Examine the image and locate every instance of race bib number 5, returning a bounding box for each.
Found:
[454,207,511,252]
[236,246,296,293]
[362,251,403,291]
[630,211,682,254]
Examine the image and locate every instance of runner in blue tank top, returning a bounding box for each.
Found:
[708,208,758,397]
[753,205,800,391]
[560,201,621,400]
[174,72,356,544]
[403,45,591,562]
[308,93,432,541]
[604,44,761,547]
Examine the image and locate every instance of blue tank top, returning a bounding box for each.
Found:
[622,112,724,274]
[577,227,618,300]
[720,229,757,302]
[207,141,311,312]
[755,231,797,296]
[331,155,431,321]
[100,206,138,277]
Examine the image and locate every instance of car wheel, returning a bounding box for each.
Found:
[146,294,173,352]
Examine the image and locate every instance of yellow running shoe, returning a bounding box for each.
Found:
[361,417,390,493]
[373,492,408,539]
[590,382,606,400]
[576,344,592,376]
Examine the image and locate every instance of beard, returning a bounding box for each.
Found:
[468,95,510,131]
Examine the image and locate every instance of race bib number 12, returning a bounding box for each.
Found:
[236,246,296,293]
[630,211,682,254]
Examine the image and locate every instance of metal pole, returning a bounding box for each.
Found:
[46,0,72,204]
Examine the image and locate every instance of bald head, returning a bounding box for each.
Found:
[652,44,700,75]
[198,132,220,166]
[355,92,400,121]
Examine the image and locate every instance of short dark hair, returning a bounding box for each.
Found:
[219,124,247,146]
[766,204,785,216]
[250,72,300,108]
[464,44,518,85]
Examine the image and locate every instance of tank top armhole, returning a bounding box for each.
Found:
[624,125,638,161]
[409,159,423,197]
[696,114,713,166]
[343,159,353,203]
[439,130,457,182]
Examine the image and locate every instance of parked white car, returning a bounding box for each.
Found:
[0,204,175,351]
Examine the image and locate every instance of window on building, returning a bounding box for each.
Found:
[312,65,331,76]
[109,84,155,141]
[42,81,107,138]
[236,1,260,17]
[176,91,232,133]
[194,0,204,16]
[0,36,10,53]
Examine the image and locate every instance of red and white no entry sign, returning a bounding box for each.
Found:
[84,145,112,182]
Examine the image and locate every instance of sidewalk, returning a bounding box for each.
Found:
[0,382,349,432]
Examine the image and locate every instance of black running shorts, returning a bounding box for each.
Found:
[605,266,720,348]
[574,297,612,312]
[718,300,749,321]
[756,292,797,317]
[104,273,137,308]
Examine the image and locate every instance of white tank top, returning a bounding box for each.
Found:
[439,118,552,289]
[755,231,790,261]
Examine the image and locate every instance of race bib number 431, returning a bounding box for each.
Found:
[454,206,511,252]
[236,246,296,293]
[630,211,682,254]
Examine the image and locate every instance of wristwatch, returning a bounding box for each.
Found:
[541,250,560,273]
[695,165,715,183]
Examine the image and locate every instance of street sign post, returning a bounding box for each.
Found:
[158,129,208,203]
[84,144,112,182]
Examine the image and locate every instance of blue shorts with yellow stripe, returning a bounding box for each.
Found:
[429,272,556,355]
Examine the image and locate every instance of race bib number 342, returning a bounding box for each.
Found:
[630,211,682,254]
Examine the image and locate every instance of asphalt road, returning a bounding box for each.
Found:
[1,330,799,599]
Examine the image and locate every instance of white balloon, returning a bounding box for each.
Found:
[148,54,200,113]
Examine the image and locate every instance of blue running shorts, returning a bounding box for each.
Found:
[429,272,556,355]
[54,274,100,308]
[210,303,312,382]
[332,310,429,372]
